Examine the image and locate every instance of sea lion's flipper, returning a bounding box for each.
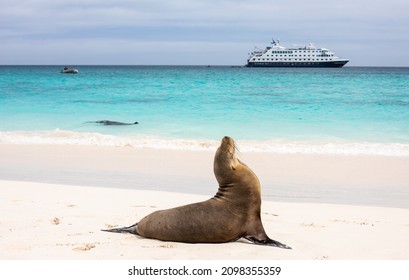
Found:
[264,237,292,249]
[245,236,292,249]
[101,223,139,235]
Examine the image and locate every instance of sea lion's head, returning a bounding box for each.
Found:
[213,136,241,184]
[214,136,261,198]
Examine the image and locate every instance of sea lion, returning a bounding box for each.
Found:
[86,120,138,125]
[102,136,291,249]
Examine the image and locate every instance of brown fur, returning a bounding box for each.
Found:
[103,136,291,249]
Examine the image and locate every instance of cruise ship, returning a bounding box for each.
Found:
[246,39,349,67]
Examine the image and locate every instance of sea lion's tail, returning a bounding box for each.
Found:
[101,223,138,234]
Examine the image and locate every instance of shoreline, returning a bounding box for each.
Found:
[2,130,409,157]
[1,143,408,208]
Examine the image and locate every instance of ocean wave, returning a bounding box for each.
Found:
[1,129,409,157]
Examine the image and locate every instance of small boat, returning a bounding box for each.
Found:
[60,67,79,74]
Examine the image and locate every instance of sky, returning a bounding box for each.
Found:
[1,0,408,66]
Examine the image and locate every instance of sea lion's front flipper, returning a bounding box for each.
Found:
[245,236,292,249]
[101,223,139,235]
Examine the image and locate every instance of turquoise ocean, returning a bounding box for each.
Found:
[1,66,409,156]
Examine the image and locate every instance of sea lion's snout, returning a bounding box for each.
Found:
[214,136,239,177]
[220,136,235,153]
[222,136,233,144]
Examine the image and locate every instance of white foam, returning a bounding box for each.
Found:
[1,129,409,157]
[0,129,219,151]
[238,140,409,156]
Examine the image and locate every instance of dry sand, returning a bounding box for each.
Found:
[0,144,408,259]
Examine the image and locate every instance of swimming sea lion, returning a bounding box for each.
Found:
[86,120,138,125]
[103,136,291,249]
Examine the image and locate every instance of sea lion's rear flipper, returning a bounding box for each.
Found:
[101,223,139,235]
[245,236,292,249]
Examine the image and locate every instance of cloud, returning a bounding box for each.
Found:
[0,37,250,65]
[2,1,408,37]
[1,0,409,65]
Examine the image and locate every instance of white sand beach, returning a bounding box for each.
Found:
[1,144,409,259]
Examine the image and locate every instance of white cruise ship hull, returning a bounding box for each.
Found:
[246,60,348,68]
